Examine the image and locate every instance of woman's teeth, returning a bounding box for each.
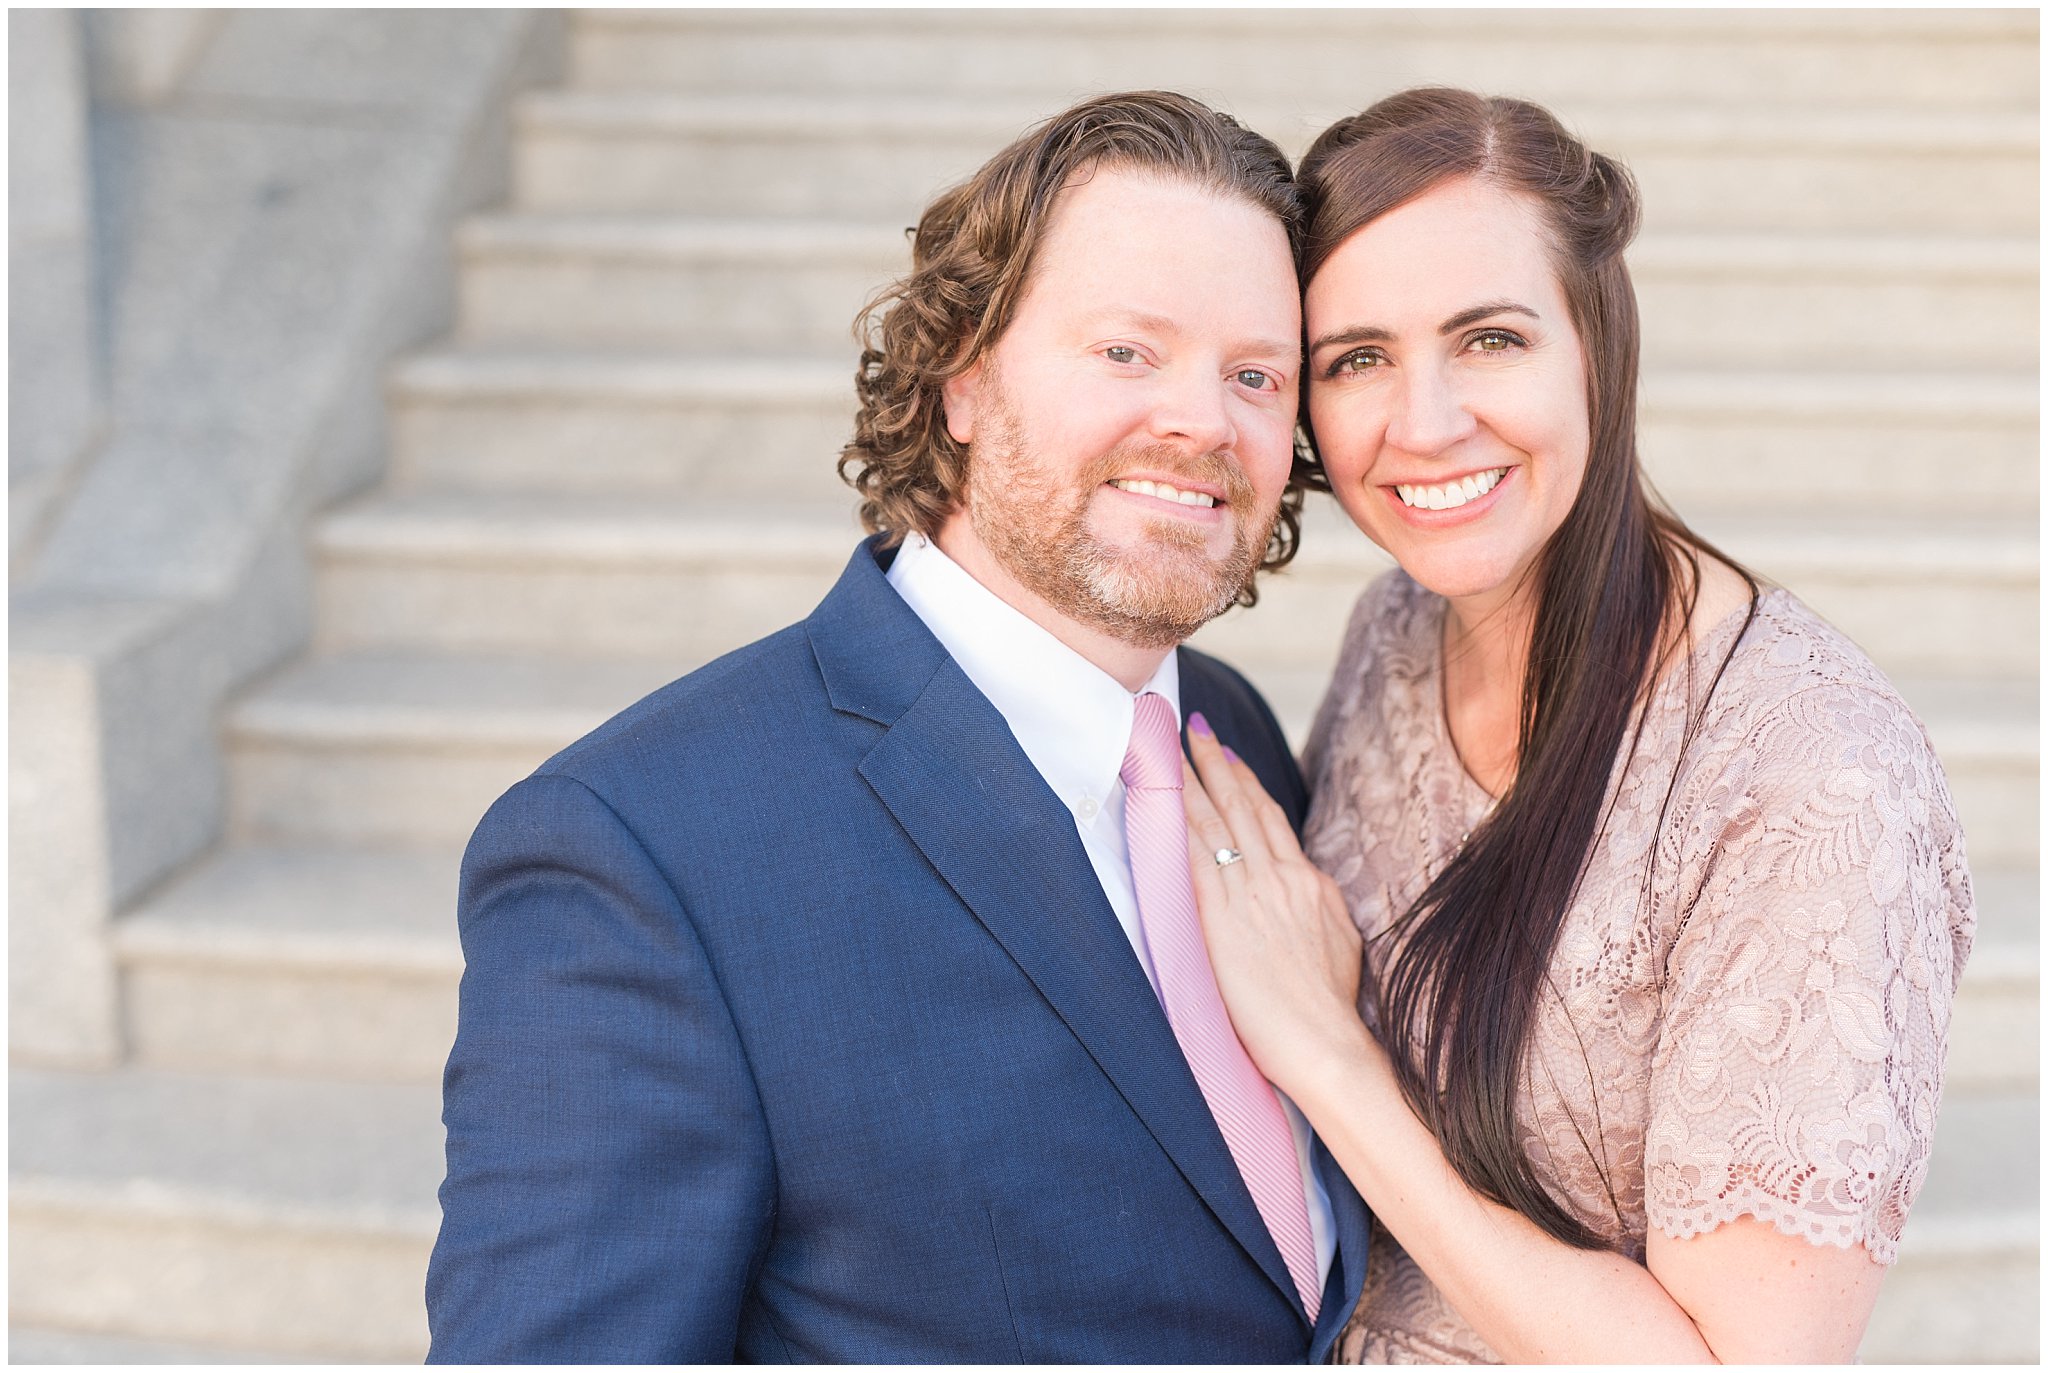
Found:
[1109,478,1216,508]
[1396,467,1507,510]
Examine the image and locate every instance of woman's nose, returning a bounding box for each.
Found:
[1383,365,1478,457]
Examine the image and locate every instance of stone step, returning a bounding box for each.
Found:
[387,348,2039,514]
[454,215,903,354]
[226,650,683,850]
[10,1067,2031,1361]
[1636,371,2037,515]
[308,492,2038,683]
[511,92,2038,234]
[311,493,862,663]
[1862,1091,2040,1363]
[1632,234,2036,372]
[388,349,855,501]
[115,844,463,1082]
[451,213,2038,372]
[9,1066,441,1361]
[568,8,2040,113]
[7,1325,319,1364]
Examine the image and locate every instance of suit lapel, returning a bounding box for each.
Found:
[807,538,1307,1323]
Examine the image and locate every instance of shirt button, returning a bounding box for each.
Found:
[1077,797,1100,822]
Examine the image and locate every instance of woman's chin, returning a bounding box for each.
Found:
[1389,551,1528,607]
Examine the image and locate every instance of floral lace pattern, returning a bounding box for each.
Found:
[1303,572,1975,1364]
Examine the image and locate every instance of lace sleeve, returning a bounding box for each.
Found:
[1643,681,1976,1265]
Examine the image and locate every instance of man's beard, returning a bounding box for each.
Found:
[964,385,1278,652]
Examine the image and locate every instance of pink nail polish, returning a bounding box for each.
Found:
[1188,711,1213,738]
[1222,745,1241,765]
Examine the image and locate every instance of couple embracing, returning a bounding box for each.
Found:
[427,88,1973,1364]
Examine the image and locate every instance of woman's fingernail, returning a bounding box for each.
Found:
[1222,745,1241,765]
[1188,711,1213,738]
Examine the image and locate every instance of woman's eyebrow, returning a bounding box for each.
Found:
[1308,323,1393,354]
[1439,300,1541,334]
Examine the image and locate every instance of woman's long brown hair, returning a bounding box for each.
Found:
[1298,88,1757,1247]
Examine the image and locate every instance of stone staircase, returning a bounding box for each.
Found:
[10,10,2037,1362]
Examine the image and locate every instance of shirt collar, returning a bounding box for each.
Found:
[886,532,1180,817]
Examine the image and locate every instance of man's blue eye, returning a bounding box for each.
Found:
[1105,346,1137,363]
[1237,370,1273,390]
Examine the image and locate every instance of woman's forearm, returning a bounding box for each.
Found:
[1292,1026,1719,1364]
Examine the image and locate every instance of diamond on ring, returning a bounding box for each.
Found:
[1213,847,1244,868]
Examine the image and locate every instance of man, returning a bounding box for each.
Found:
[427,91,1369,1362]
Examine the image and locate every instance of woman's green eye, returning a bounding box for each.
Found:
[1472,330,1522,352]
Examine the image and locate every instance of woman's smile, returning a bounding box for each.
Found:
[1384,464,1514,522]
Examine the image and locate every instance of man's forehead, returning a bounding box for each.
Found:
[1018,169,1300,328]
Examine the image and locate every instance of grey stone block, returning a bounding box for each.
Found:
[81,10,222,107]
[10,9,93,242]
[185,8,534,117]
[10,10,103,566]
[570,10,2042,111]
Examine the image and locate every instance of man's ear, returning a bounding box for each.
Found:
[940,355,982,445]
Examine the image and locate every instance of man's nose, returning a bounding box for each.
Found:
[1146,369,1236,455]
[1384,365,1478,457]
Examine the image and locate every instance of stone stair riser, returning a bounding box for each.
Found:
[122,963,457,1083]
[313,553,848,663]
[389,378,2038,513]
[1638,413,2038,514]
[514,128,2038,234]
[515,128,989,220]
[1942,970,2041,1093]
[390,386,856,501]
[457,253,896,353]
[1858,1243,2040,1363]
[8,1201,430,1362]
[1627,150,2037,236]
[453,240,2036,371]
[569,19,2041,111]
[229,740,553,850]
[1635,274,2036,373]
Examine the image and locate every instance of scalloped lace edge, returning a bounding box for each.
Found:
[1652,1189,1900,1266]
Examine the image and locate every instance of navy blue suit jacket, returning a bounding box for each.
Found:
[427,537,1371,1362]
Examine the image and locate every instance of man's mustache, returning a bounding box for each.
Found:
[1085,445,1256,507]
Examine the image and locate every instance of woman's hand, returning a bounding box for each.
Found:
[1180,713,1370,1097]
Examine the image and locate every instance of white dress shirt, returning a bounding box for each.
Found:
[887,531,1336,1295]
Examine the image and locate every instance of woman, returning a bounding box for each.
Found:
[1181,88,1975,1362]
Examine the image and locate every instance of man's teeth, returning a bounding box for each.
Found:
[1109,478,1216,508]
[1396,468,1508,510]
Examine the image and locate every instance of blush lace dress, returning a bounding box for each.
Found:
[1301,572,1977,1364]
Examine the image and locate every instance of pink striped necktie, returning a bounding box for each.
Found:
[1121,692,1321,1321]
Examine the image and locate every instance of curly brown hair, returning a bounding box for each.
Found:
[837,90,1317,607]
